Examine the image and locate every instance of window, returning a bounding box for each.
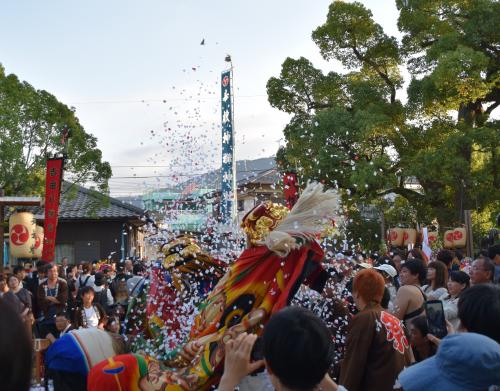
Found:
[55,244,75,265]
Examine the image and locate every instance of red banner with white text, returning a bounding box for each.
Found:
[283,172,299,210]
[41,158,64,262]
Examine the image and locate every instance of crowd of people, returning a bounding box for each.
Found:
[1,240,499,390]
[0,257,145,341]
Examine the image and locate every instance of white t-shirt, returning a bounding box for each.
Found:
[83,306,99,328]
[422,285,448,301]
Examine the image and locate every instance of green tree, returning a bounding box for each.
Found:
[0,64,112,196]
[268,0,499,249]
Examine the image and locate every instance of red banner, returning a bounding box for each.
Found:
[42,158,64,262]
[283,172,299,210]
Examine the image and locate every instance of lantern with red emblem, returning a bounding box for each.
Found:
[9,211,36,258]
[389,228,404,247]
[444,230,455,249]
[427,230,438,243]
[33,225,44,259]
[453,227,467,248]
[403,228,417,246]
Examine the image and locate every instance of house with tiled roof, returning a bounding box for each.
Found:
[3,181,145,265]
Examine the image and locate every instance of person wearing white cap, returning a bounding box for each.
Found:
[374,264,398,313]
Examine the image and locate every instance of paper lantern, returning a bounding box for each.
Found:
[403,228,417,246]
[444,230,455,249]
[427,231,438,243]
[453,227,467,248]
[33,226,44,259]
[389,228,404,247]
[9,212,36,258]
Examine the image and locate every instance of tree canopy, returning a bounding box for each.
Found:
[269,0,499,249]
[0,64,112,196]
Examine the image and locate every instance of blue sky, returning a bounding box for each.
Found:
[0,0,400,195]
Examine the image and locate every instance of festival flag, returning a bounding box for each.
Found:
[42,157,64,262]
[220,69,236,223]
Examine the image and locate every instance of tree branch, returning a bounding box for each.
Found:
[485,101,500,116]
[377,186,424,200]
[351,46,397,104]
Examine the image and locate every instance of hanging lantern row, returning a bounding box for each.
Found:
[389,227,466,249]
[8,211,44,259]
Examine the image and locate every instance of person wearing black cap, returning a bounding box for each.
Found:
[92,272,113,312]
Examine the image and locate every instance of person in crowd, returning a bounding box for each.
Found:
[105,315,121,334]
[46,311,75,343]
[7,274,31,314]
[436,249,454,271]
[100,265,113,285]
[65,264,79,321]
[92,272,114,311]
[422,261,448,300]
[0,299,33,391]
[396,333,500,391]
[91,260,99,275]
[440,270,470,331]
[451,249,462,271]
[470,256,495,285]
[23,261,34,279]
[0,275,7,297]
[339,268,412,391]
[219,307,337,391]
[0,275,24,314]
[13,265,27,288]
[27,260,48,318]
[75,262,95,291]
[124,259,134,276]
[409,316,436,362]
[37,263,68,336]
[487,244,500,283]
[374,263,398,312]
[393,259,427,324]
[59,257,70,278]
[126,263,145,295]
[75,286,106,329]
[66,264,78,281]
[391,252,404,286]
[110,262,130,306]
[456,283,500,343]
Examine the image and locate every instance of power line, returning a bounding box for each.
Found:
[108,168,274,179]
[68,94,266,105]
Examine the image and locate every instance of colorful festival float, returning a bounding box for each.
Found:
[88,182,337,390]
[124,236,226,361]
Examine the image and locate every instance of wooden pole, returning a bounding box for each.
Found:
[464,210,474,258]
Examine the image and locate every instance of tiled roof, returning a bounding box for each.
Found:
[3,182,144,221]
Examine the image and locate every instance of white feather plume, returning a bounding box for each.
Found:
[261,182,338,256]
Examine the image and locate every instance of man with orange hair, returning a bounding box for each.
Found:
[340,269,413,391]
